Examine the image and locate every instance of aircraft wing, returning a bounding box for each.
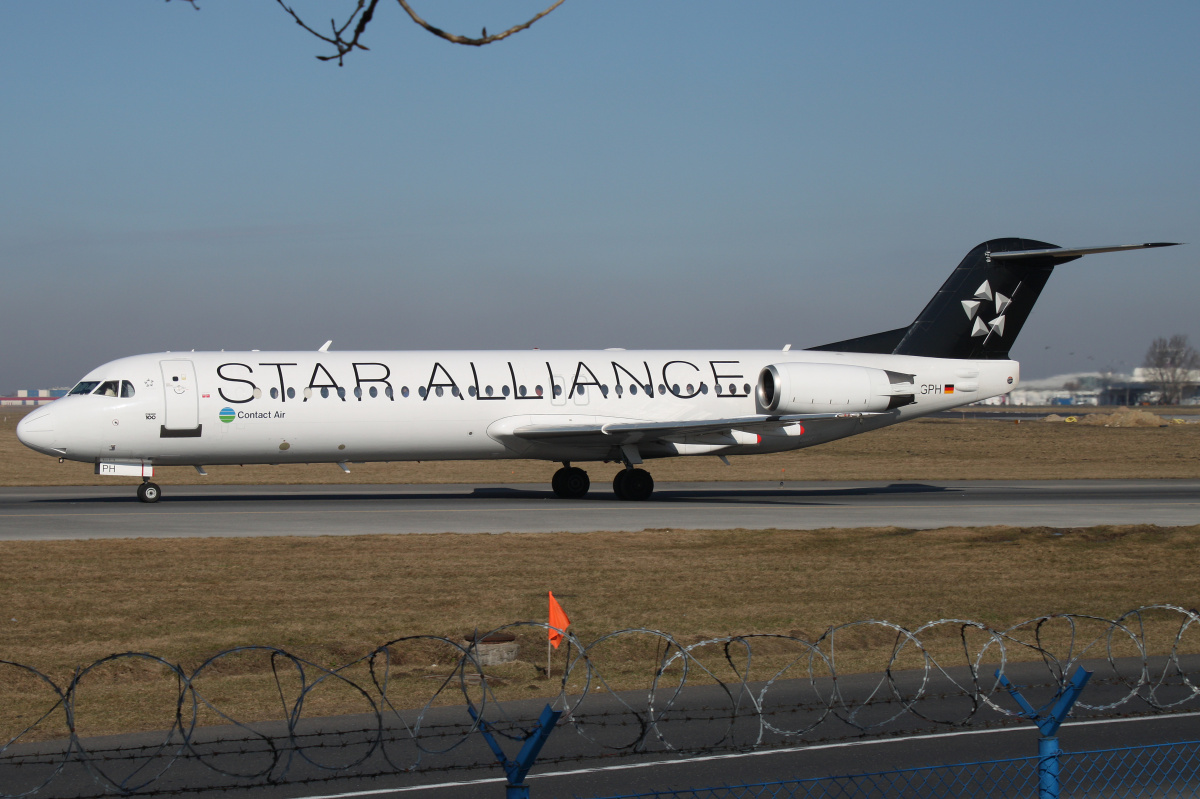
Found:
[507,412,877,447]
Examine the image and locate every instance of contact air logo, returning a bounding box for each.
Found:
[219,407,236,423]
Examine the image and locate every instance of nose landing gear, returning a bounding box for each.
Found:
[137,478,161,503]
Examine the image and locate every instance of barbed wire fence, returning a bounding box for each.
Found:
[2,605,1197,797]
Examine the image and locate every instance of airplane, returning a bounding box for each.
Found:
[16,238,1179,503]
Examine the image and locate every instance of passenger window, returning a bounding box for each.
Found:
[69,381,100,396]
[121,381,136,398]
[97,381,120,397]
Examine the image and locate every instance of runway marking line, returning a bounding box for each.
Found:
[290,711,1200,798]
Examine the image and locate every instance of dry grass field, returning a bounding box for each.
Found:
[3,406,1200,486]
[1,525,1197,740]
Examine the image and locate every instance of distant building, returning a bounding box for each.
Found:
[974,369,1200,406]
[0,389,68,406]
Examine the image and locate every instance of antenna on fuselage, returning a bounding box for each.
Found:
[318,340,332,352]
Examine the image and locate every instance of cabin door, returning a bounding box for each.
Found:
[160,360,200,432]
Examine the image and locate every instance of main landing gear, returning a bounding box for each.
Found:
[137,478,161,503]
[612,467,654,501]
[551,464,590,499]
[551,463,655,501]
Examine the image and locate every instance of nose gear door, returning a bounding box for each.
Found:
[159,359,202,436]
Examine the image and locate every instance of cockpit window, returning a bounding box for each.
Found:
[121,381,136,398]
[69,381,100,396]
[97,381,121,397]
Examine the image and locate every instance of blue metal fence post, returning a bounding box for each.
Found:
[469,703,563,799]
[996,667,1092,799]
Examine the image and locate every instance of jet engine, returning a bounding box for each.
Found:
[756,362,915,414]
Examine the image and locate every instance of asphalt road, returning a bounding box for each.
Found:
[0,480,1197,539]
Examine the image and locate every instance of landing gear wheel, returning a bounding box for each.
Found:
[617,469,653,501]
[552,466,590,499]
[612,469,629,500]
[137,482,161,503]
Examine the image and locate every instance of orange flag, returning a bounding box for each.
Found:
[548,591,570,649]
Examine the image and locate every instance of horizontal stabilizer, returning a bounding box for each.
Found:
[988,242,1180,261]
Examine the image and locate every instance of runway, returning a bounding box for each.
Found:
[0,479,1197,540]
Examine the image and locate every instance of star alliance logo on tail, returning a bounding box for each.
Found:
[961,279,1016,339]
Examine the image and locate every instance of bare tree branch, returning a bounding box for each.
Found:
[272,0,566,65]
[395,0,566,47]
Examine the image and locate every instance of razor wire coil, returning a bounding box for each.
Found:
[1,605,1196,797]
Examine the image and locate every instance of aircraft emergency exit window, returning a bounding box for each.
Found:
[69,381,101,396]
[97,381,121,397]
[554,385,562,397]
[121,381,136,398]
[576,385,584,396]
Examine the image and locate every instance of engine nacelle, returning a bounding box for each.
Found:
[756,362,913,414]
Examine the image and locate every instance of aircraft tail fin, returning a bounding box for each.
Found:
[809,238,1179,360]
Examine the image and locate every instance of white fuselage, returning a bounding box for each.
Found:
[17,349,1017,468]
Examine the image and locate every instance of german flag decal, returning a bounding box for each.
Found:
[945,384,955,394]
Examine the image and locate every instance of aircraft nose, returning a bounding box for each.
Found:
[16,407,57,454]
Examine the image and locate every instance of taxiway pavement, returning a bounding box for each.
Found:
[0,479,1196,540]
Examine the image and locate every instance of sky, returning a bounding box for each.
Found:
[3,2,1198,389]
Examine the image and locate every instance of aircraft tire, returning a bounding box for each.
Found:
[622,469,654,501]
[612,469,629,500]
[137,482,161,503]
[552,467,590,499]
